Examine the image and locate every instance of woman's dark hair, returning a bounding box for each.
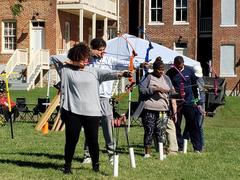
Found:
[90,38,106,50]
[67,42,90,62]
[153,56,164,70]
[174,56,184,66]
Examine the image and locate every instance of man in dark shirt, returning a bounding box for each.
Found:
[166,56,202,152]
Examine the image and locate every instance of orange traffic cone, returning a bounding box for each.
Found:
[41,122,49,135]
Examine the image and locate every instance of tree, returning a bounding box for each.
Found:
[9,0,24,17]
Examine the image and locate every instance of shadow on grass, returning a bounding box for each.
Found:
[1,151,85,163]
[0,159,108,176]
[19,152,64,160]
[1,152,64,160]
[0,159,61,170]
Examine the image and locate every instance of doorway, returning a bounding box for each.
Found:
[30,21,45,57]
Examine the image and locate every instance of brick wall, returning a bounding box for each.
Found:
[145,0,197,60]
[57,11,80,49]
[0,0,57,63]
[212,0,240,90]
[0,0,104,64]
[119,0,129,34]
[142,0,240,91]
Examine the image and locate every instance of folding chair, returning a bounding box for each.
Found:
[33,98,50,118]
[125,101,142,126]
[16,98,33,121]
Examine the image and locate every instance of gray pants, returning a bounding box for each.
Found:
[84,97,114,157]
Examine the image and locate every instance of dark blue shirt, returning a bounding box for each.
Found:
[166,66,198,106]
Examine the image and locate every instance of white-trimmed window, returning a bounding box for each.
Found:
[150,0,163,23]
[2,21,16,53]
[174,0,188,23]
[221,0,236,26]
[220,45,235,76]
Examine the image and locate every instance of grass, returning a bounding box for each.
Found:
[0,88,240,179]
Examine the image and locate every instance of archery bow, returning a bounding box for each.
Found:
[119,34,137,135]
[120,34,137,92]
[170,65,186,98]
[111,34,137,168]
[138,27,153,73]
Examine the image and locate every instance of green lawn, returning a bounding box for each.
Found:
[0,88,240,179]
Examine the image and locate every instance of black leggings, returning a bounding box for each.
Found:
[61,108,100,165]
[141,109,168,147]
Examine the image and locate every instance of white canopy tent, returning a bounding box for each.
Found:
[104,33,200,67]
[47,34,200,96]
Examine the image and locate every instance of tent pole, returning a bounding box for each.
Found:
[47,62,51,98]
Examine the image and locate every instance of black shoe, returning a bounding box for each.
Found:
[63,164,72,174]
[178,148,183,152]
[92,163,99,172]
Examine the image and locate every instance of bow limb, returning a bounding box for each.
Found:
[120,35,137,57]
[119,34,138,133]
[120,34,137,92]
[143,42,153,73]
[128,52,135,83]
[170,65,187,98]
[138,27,154,73]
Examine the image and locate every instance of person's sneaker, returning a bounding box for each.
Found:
[194,150,202,154]
[82,156,92,164]
[63,164,72,175]
[92,163,99,172]
[143,154,151,158]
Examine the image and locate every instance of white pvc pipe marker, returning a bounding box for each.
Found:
[113,154,119,177]
[129,147,136,168]
[159,142,164,161]
[127,92,131,132]
[183,139,188,154]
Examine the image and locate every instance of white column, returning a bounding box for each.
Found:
[92,13,96,39]
[117,0,120,33]
[143,0,146,39]
[103,17,108,40]
[79,9,84,42]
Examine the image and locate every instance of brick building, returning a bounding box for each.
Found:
[140,0,240,92]
[0,0,57,64]
[0,0,239,92]
[0,0,126,62]
[0,0,128,89]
